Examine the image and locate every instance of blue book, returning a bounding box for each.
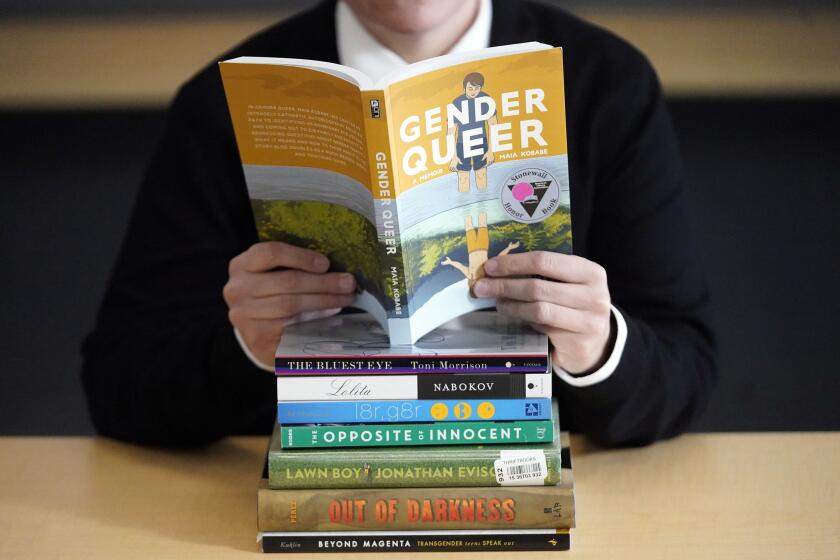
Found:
[276,398,551,425]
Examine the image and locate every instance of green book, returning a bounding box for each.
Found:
[269,400,563,489]
[281,419,553,449]
[259,423,575,530]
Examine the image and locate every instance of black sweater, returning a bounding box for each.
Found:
[81,0,716,447]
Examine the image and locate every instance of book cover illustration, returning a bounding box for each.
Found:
[274,311,548,374]
[220,44,572,344]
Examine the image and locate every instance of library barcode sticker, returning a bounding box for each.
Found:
[494,450,547,486]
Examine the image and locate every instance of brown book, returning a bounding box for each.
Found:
[257,436,574,532]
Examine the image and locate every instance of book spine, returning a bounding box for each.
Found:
[269,448,566,489]
[276,373,552,401]
[275,355,549,375]
[361,89,407,321]
[416,373,551,399]
[257,485,574,531]
[260,530,570,553]
[281,419,553,449]
[277,398,551,424]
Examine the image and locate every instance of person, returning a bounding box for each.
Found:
[448,72,497,192]
[441,213,520,297]
[81,0,716,448]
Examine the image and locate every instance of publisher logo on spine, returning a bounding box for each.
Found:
[525,402,542,417]
[500,168,560,223]
[369,99,381,118]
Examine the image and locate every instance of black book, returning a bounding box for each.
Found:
[260,529,570,553]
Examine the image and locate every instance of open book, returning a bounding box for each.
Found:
[220,43,572,344]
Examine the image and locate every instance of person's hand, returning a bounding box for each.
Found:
[482,150,495,166]
[223,241,356,367]
[449,156,462,172]
[472,251,613,374]
[441,256,454,266]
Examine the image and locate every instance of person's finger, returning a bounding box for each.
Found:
[243,270,356,298]
[224,271,353,303]
[532,325,600,364]
[238,293,356,320]
[288,308,343,325]
[484,251,606,284]
[232,315,285,340]
[496,299,590,333]
[233,310,342,365]
[235,317,287,355]
[474,277,597,310]
[230,242,330,274]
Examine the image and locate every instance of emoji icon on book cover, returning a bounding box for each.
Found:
[453,402,472,419]
[448,72,497,192]
[431,402,449,420]
[441,212,520,297]
[477,401,496,419]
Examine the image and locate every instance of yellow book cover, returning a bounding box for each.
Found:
[219,43,572,345]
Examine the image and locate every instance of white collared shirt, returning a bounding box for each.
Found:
[336,0,493,83]
[236,0,629,387]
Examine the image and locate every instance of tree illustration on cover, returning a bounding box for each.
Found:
[440,212,519,297]
[448,71,497,192]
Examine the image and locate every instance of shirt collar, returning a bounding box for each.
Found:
[336,0,492,83]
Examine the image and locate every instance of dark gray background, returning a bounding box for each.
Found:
[1,1,839,435]
[0,0,836,17]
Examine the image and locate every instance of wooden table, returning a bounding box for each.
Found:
[1,433,838,558]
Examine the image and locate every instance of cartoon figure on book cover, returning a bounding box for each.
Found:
[448,72,497,192]
[441,212,520,297]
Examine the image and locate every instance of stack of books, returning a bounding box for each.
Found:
[257,312,576,553]
[219,37,579,554]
